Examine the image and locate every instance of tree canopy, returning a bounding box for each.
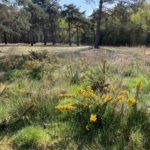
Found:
[0,0,150,46]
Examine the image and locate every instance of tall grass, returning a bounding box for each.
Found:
[0,49,150,149]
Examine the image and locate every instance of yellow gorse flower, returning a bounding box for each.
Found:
[77,88,84,95]
[90,114,97,122]
[59,93,74,98]
[77,86,96,98]
[55,104,75,110]
[104,95,112,103]
[117,95,124,101]
[127,98,136,105]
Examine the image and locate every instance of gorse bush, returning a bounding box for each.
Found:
[55,79,150,148]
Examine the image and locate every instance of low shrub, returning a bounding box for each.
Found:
[12,126,50,149]
[29,50,48,61]
[55,80,150,148]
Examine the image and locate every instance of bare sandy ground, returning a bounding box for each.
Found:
[0,44,92,57]
[0,45,150,63]
[102,46,150,55]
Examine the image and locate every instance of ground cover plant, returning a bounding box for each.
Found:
[0,48,150,150]
[1,0,150,149]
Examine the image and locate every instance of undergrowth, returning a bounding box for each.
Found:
[0,51,150,149]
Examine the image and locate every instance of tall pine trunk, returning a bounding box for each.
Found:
[4,31,7,45]
[52,26,56,46]
[30,30,34,46]
[76,26,79,46]
[43,26,47,46]
[52,31,56,46]
[94,0,103,49]
[43,31,47,46]
[68,21,72,46]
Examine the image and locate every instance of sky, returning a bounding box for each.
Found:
[0,0,98,16]
[59,0,98,16]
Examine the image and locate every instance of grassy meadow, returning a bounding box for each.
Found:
[0,46,150,149]
[0,44,91,57]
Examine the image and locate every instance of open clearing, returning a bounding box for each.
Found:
[102,46,150,55]
[0,45,92,57]
[1,45,150,58]
[0,45,150,149]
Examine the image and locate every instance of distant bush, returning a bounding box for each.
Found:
[0,56,25,70]
[29,50,48,61]
[12,126,50,149]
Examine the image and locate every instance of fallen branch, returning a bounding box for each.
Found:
[0,104,34,129]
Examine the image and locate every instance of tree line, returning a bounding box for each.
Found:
[0,0,150,48]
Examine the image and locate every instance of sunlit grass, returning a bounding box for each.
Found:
[0,46,150,149]
[0,45,91,57]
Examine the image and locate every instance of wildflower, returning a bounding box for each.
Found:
[77,86,96,98]
[127,98,136,105]
[85,86,96,97]
[117,95,124,101]
[55,104,75,110]
[86,124,90,131]
[86,86,92,92]
[104,95,112,103]
[136,80,142,89]
[77,88,85,95]
[87,92,96,98]
[59,93,74,98]
[90,114,97,122]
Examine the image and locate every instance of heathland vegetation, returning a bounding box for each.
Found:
[1,0,150,150]
[0,48,150,149]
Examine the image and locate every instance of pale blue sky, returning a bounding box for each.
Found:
[0,0,98,16]
[59,0,98,16]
